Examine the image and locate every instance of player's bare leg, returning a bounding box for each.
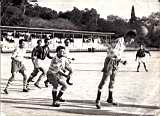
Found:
[34,68,45,88]
[3,74,15,94]
[106,71,117,105]
[95,72,110,109]
[143,62,148,72]
[21,71,28,92]
[137,62,140,72]
[34,74,44,89]
[57,80,67,102]
[26,69,39,90]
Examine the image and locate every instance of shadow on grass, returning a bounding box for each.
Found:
[1,98,159,116]
[13,106,153,116]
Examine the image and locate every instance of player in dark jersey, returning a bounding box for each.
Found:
[26,40,44,89]
[27,39,53,89]
[135,44,151,72]
[39,39,53,87]
[41,39,53,60]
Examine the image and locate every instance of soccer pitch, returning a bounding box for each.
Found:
[1,51,160,116]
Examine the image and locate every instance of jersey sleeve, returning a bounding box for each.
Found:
[31,48,36,57]
[11,47,18,59]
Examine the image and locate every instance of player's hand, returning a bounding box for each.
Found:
[66,76,73,85]
[123,60,127,65]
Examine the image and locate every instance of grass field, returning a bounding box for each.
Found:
[1,51,160,116]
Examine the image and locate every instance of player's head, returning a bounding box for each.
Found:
[124,30,137,45]
[19,39,25,48]
[64,38,71,47]
[44,39,50,46]
[37,39,42,46]
[56,46,65,57]
[140,44,144,49]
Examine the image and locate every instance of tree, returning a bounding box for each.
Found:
[70,7,83,25]
[1,5,29,26]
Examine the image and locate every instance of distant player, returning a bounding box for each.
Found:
[47,46,72,107]
[26,39,44,89]
[63,38,74,85]
[135,44,151,72]
[95,30,137,109]
[3,39,30,94]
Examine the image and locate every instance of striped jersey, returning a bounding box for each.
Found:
[41,45,52,60]
[31,45,43,59]
[48,55,67,74]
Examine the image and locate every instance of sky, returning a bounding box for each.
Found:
[32,0,160,19]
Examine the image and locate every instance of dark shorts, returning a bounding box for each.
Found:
[11,60,26,73]
[101,56,120,73]
[47,71,59,87]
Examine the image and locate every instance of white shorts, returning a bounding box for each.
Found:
[137,57,146,63]
[34,59,48,73]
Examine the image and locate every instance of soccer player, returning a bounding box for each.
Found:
[135,44,151,72]
[47,46,72,107]
[32,38,53,88]
[63,38,75,85]
[3,39,30,94]
[95,30,137,109]
[64,38,75,61]
[26,39,44,89]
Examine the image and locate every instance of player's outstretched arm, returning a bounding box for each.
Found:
[65,65,73,85]
[24,56,34,60]
[119,59,127,65]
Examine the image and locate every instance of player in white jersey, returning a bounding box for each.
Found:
[4,39,31,94]
[47,46,72,107]
[95,30,137,109]
[63,38,75,85]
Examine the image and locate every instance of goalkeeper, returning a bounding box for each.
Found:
[95,30,137,109]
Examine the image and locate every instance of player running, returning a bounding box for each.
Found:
[26,39,45,89]
[3,39,31,94]
[47,46,73,107]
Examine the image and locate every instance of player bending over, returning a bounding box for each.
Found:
[95,30,137,109]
